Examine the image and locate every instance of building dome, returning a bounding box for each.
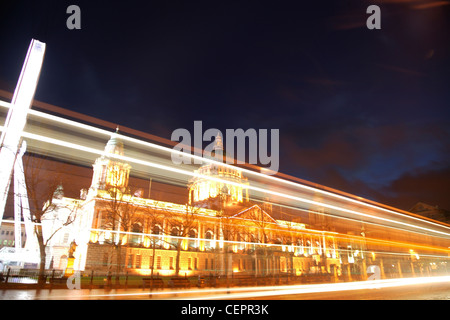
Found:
[188,133,249,209]
[104,127,124,156]
[90,127,131,191]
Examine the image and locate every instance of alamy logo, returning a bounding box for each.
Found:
[367,265,381,280]
[171,121,279,174]
[366,5,381,30]
[66,5,81,30]
[66,271,81,289]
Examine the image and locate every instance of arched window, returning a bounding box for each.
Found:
[153,224,161,235]
[152,225,162,247]
[188,229,197,249]
[315,240,322,255]
[132,222,143,233]
[131,222,143,245]
[205,230,214,250]
[171,226,180,236]
[205,230,213,240]
[297,239,304,256]
[170,227,180,247]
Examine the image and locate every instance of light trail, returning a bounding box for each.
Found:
[1,99,449,233]
[4,219,448,259]
[40,276,450,300]
[252,198,450,240]
[1,100,450,265]
[10,128,450,239]
[190,276,450,300]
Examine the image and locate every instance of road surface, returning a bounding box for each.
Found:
[1,276,450,300]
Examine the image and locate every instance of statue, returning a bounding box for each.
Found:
[68,240,77,258]
[65,240,78,277]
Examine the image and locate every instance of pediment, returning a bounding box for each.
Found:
[232,205,278,224]
[410,201,435,213]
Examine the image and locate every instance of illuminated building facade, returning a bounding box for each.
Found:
[0,218,26,249]
[44,131,340,278]
[43,130,450,281]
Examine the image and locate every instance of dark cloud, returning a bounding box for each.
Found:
[279,117,450,210]
[0,0,449,211]
[383,166,450,209]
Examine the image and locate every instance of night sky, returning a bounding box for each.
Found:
[1,0,449,211]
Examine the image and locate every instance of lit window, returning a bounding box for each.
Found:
[128,254,134,268]
[135,255,141,269]
[156,256,162,269]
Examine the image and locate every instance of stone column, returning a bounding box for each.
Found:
[346,264,352,281]
[397,261,403,278]
[410,261,416,277]
[361,259,367,280]
[333,264,338,282]
[379,259,386,279]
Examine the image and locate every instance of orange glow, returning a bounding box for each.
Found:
[143,237,151,248]
[134,269,154,276]
[106,164,126,188]
[133,269,195,277]
[182,239,188,251]
[89,231,98,243]
[333,232,450,255]
[188,161,249,206]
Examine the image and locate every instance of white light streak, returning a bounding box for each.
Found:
[0,39,45,227]
[253,199,450,240]
[5,128,450,239]
[3,219,446,259]
[190,276,450,300]
[40,276,450,300]
[1,98,449,233]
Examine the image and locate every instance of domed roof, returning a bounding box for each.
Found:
[104,127,124,156]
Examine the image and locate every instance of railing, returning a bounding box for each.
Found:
[0,268,64,284]
[0,267,341,288]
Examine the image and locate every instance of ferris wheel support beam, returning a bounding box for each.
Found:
[0,39,46,228]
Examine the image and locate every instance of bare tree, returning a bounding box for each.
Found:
[165,204,198,276]
[99,182,142,283]
[142,201,167,290]
[215,204,241,279]
[274,213,297,278]
[242,205,276,277]
[21,153,79,285]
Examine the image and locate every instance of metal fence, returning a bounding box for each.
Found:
[0,268,65,284]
